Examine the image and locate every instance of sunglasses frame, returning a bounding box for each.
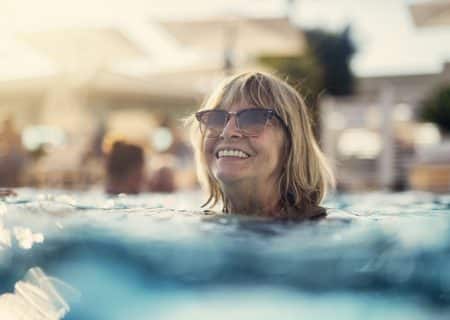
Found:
[195,107,289,137]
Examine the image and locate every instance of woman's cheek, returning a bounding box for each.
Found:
[203,137,217,164]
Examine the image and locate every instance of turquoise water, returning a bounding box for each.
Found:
[1,190,449,319]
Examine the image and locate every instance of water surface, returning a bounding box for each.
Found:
[1,189,449,319]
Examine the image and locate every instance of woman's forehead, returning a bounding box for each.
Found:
[220,86,270,107]
[217,97,270,110]
[213,81,280,111]
[219,102,259,111]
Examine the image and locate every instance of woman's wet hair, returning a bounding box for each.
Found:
[187,71,335,212]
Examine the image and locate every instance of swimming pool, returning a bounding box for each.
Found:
[1,189,449,319]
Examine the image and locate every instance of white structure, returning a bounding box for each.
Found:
[409,0,450,27]
[321,63,450,190]
[0,16,305,128]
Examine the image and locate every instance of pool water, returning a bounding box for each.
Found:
[1,189,449,319]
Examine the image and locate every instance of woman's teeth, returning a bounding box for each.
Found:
[217,149,249,158]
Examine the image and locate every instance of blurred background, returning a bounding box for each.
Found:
[0,0,449,194]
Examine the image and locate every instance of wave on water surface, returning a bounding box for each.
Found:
[0,190,449,319]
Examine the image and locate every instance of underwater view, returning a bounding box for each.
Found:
[0,190,449,319]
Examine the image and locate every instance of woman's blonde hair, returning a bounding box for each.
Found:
[187,71,335,212]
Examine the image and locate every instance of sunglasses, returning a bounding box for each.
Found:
[195,108,288,137]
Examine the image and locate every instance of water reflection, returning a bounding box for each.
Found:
[0,267,77,320]
[12,227,44,250]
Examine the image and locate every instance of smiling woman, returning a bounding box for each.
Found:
[188,71,335,220]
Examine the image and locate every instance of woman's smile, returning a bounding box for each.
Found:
[216,155,251,171]
[204,104,285,185]
[209,142,256,181]
[215,148,250,159]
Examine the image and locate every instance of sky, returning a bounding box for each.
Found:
[295,0,450,76]
[0,0,449,77]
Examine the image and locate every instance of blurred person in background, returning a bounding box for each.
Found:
[189,71,334,220]
[168,126,199,190]
[0,188,17,197]
[147,166,176,193]
[105,141,145,195]
[79,121,108,188]
[0,116,27,187]
[82,121,106,163]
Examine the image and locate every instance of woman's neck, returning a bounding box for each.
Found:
[221,180,282,217]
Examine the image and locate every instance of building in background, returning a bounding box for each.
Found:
[409,0,450,27]
[1,0,448,192]
[407,0,450,192]
[321,0,450,192]
[321,62,449,191]
[0,13,304,189]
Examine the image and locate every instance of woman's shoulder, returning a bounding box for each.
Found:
[284,205,354,223]
[283,204,327,221]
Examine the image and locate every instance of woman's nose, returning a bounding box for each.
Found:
[220,115,242,139]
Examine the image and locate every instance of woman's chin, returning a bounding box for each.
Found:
[214,171,247,184]
[212,157,253,183]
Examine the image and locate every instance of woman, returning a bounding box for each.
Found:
[189,71,334,220]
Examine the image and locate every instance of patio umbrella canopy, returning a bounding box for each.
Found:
[409,0,450,27]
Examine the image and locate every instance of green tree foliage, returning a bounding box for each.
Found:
[259,50,323,107]
[259,51,323,136]
[259,26,356,102]
[258,26,356,136]
[305,26,356,96]
[421,85,450,132]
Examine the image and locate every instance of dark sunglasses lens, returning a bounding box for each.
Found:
[199,110,227,136]
[238,109,269,135]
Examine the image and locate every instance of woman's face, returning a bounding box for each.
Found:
[203,103,287,189]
